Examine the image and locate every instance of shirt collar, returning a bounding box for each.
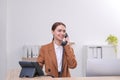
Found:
[54,41,62,49]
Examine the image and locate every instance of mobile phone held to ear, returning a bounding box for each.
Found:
[61,33,68,46]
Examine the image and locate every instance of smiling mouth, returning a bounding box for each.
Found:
[60,36,64,39]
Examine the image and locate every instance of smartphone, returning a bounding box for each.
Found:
[61,33,68,46]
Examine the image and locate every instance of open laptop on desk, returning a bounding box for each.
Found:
[19,61,44,78]
[86,59,120,76]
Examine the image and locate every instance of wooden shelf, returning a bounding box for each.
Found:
[22,57,37,62]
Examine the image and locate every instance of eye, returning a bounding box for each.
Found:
[58,29,62,32]
[63,30,66,33]
[57,29,66,33]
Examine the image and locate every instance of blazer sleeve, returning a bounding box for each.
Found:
[64,45,77,69]
[37,46,45,68]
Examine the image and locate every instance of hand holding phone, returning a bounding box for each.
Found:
[61,33,69,46]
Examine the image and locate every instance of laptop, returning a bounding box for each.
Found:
[19,61,44,78]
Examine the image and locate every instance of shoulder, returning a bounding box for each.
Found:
[41,42,53,49]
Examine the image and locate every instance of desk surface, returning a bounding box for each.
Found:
[7,69,120,80]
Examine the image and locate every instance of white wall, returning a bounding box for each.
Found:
[7,0,120,77]
[0,0,7,79]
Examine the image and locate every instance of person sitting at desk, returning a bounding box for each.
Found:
[37,22,77,77]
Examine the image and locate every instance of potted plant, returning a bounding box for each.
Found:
[106,34,118,53]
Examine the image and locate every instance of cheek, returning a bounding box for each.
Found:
[55,34,60,38]
[54,33,60,39]
[54,31,59,36]
[53,32,58,38]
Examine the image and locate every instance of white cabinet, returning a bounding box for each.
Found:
[86,59,120,76]
[82,45,120,77]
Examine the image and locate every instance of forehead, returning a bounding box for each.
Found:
[55,25,66,30]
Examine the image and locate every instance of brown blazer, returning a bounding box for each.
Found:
[37,41,77,77]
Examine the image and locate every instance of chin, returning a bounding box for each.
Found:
[58,38,63,40]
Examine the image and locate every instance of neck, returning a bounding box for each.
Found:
[54,39,62,46]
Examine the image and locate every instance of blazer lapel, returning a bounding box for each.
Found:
[48,42,58,70]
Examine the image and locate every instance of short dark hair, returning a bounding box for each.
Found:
[51,22,66,31]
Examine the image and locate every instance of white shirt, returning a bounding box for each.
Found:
[54,42,63,72]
